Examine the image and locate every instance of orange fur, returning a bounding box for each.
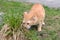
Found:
[23,3,45,31]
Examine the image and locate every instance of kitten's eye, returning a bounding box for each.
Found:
[27,23,29,25]
[23,23,25,24]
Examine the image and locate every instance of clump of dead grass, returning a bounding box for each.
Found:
[0,24,28,40]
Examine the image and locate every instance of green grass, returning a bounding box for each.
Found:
[0,0,60,40]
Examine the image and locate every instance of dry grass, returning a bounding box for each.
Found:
[0,24,28,40]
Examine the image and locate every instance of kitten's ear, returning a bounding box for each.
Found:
[24,12,28,17]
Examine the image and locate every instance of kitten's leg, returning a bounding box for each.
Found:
[38,21,43,32]
[42,21,45,25]
[37,20,44,36]
[42,17,45,25]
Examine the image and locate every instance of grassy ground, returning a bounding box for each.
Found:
[0,0,60,40]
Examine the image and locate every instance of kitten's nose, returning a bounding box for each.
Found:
[26,25,31,30]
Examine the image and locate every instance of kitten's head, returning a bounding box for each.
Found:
[22,12,37,29]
